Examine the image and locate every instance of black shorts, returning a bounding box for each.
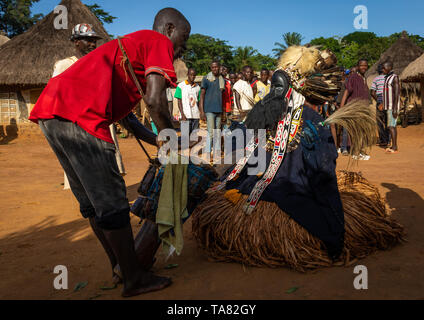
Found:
[39,117,130,230]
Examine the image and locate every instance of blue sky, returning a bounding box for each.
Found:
[33,0,424,56]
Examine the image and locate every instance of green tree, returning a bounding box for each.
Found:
[250,53,277,71]
[339,42,361,68]
[182,33,234,74]
[86,3,116,25]
[0,0,43,38]
[272,32,303,57]
[233,46,258,71]
[342,31,377,46]
[309,36,342,56]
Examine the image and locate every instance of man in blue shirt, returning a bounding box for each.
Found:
[199,61,225,157]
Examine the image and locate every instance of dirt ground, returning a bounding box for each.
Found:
[0,123,423,300]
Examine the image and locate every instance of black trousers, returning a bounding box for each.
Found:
[39,117,130,230]
[376,108,390,145]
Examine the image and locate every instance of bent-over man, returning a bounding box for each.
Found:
[29,8,191,298]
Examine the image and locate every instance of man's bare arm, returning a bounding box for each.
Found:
[370,89,377,102]
[144,73,174,132]
[252,83,257,98]
[340,89,349,108]
[199,88,206,121]
[234,91,242,111]
[177,98,186,121]
[119,113,157,146]
[393,76,400,117]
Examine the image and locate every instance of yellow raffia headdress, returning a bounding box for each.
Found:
[277,45,343,103]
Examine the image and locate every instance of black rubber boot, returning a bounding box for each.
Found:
[103,224,172,297]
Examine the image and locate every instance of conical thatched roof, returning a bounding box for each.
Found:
[400,53,424,83]
[366,31,424,80]
[0,0,110,88]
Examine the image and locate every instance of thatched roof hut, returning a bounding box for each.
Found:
[400,53,424,83]
[366,31,424,82]
[400,53,424,106]
[0,0,110,89]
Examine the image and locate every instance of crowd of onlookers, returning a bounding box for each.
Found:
[172,57,402,160]
[332,58,401,159]
[173,61,272,156]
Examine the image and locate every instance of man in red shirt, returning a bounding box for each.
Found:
[29,8,190,297]
[339,59,371,159]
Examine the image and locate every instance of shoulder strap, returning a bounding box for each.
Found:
[118,37,145,98]
[117,37,153,163]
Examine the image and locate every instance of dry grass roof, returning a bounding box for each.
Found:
[400,53,424,83]
[0,0,110,88]
[366,31,423,83]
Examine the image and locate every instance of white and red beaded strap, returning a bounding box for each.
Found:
[244,109,292,214]
[244,88,298,215]
[212,87,294,193]
[210,136,259,192]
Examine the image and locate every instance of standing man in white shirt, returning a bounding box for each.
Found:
[174,68,201,136]
[233,65,255,119]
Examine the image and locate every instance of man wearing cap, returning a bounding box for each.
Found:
[53,24,126,190]
[29,8,191,297]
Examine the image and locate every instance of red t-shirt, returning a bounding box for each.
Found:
[222,79,232,112]
[29,30,177,143]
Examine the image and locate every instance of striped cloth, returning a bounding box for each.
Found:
[383,73,401,112]
[370,74,385,103]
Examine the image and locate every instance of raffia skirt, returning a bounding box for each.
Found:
[191,171,405,272]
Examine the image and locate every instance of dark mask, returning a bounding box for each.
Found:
[244,69,291,131]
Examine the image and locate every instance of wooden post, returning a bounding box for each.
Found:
[420,78,424,107]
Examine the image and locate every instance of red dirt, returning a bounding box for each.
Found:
[0,124,423,300]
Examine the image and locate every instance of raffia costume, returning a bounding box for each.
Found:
[191,46,404,271]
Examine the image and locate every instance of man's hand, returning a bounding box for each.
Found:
[393,111,398,118]
[378,103,384,111]
[200,112,206,122]
[181,114,187,121]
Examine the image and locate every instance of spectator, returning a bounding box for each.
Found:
[175,68,201,137]
[199,61,225,156]
[340,59,371,160]
[382,61,401,153]
[254,68,271,102]
[268,70,274,85]
[237,72,244,81]
[222,69,235,129]
[233,65,255,119]
[220,65,229,79]
[370,64,390,148]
